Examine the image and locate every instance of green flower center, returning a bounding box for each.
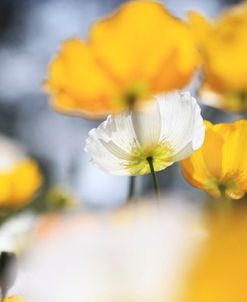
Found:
[225,91,247,112]
[114,82,150,111]
[204,177,244,200]
[125,143,173,175]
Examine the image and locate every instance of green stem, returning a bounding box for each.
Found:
[126,94,138,203]
[128,176,136,201]
[146,157,160,201]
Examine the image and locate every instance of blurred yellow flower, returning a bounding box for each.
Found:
[181,120,247,199]
[4,297,26,302]
[0,135,42,209]
[45,0,199,118]
[189,4,247,113]
[182,209,247,302]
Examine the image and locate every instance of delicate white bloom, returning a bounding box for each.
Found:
[85,92,205,175]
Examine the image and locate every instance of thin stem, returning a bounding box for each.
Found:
[0,252,17,302]
[1,287,6,302]
[128,176,136,201]
[146,156,160,201]
[126,93,138,203]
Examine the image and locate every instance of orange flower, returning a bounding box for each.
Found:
[45,0,199,118]
[189,4,247,113]
[181,120,247,199]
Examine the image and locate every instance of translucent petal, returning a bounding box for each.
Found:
[130,101,161,146]
[85,92,205,175]
[157,92,205,161]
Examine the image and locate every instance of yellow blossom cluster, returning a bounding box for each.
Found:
[45,0,247,200]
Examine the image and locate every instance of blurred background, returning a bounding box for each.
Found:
[0,0,242,208]
[1,1,247,302]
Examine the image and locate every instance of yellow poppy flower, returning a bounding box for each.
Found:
[0,135,42,209]
[45,0,199,118]
[181,120,247,199]
[182,209,247,302]
[189,4,247,113]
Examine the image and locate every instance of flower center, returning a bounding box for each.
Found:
[114,82,150,112]
[225,91,247,112]
[204,177,244,200]
[125,143,173,175]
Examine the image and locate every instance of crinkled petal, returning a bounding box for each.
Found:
[85,115,139,175]
[157,91,205,161]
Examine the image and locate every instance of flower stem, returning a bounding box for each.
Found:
[0,252,17,302]
[128,176,136,201]
[126,94,137,203]
[146,156,160,201]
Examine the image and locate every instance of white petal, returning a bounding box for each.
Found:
[157,91,205,161]
[84,137,126,176]
[85,104,163,175]
[85,115,138,175]
[85,91,205,175]
[97,114,138,152]
[131,101,161,146]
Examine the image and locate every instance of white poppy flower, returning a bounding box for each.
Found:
[85,92,205,176]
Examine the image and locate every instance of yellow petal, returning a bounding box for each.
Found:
[219,121,247,197]
[191,4,247,112]
[187,11,212,45]
[46,1,199,118]
[181,120,247,199]
[46,39,120,118]
[201,124,224,179]
[182,210,247,302]
[4,297,27,302]
[181,121,221,195]
[0,174,12,203]
[90,1,198,92]
[0,159,42,209]
[12,160,43,207]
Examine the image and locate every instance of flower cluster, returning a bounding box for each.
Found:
[3,2,247,302]
[45,0,247,201]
